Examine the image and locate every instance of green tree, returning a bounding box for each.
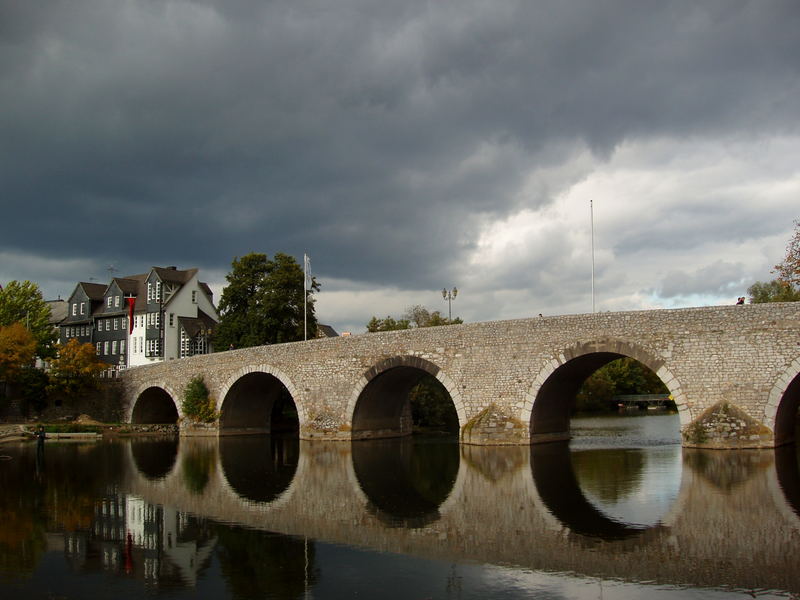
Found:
[182,375,217,423]
[366,316,411,332]
[575,358,669,412]
[747,279,800,303]
[0,281,57,359]
[214,252,320,349]
[366,304,462,332]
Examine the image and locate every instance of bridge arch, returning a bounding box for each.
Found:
[764,356,800,446]
[129,382,181,424]
[524,338,688,440]
[218,364,302,434]
[346,355,465,440]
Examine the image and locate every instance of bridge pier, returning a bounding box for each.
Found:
[682,402,776,449]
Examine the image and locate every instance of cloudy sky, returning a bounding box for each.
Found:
[1,0,798,334]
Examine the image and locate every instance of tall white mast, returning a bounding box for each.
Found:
[591,199,595,313]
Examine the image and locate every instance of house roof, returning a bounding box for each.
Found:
[46,300,68,325]
[112,277,142,296]
[178,309,217,337]
[79,282,107,301]
[151,266,198,285]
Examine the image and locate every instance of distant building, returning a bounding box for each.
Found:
[59,267,218,371]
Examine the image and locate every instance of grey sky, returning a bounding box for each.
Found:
[1,0,798,334]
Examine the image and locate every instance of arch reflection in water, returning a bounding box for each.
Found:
[775,444,800,518]
[530,442,679,540]
[130,437,179,481]
[352,437,459,528]
[571,446,681,527]
[220,436,299,504]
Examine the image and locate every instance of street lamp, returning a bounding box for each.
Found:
[442,287,458,322]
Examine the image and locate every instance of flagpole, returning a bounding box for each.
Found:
[303,253,308,341]
[590,199,595,313]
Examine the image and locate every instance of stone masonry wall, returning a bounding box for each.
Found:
[120,302,800,447]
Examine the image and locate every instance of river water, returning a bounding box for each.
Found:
[1,413,800,599]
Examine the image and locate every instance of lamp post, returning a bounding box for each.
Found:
[442,287,458,322]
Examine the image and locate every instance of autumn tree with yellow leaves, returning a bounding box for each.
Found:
[47,339,107,399]
[0,322,37,381]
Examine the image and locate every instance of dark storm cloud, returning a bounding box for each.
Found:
[1,0,799,293]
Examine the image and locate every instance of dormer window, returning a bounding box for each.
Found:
[114,295,120,308]
[72,304,77,316]
[107,297,113,308]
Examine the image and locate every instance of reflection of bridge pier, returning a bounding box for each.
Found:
[122,436,800,592]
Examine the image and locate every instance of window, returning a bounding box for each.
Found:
[113,319,118,331]
[121,316,126,331]
[192,290,197,304]
[103,341,109,355]
[72,304,77,316]
[114,295,120,308]
[80,302,85,315]
[155,281,161,301]
[107,297,112,308]
[169,313,174,327]
[147,283,152,302]
[120,340,126,354]
[112,340,118,355]
[96,342,101,355]
[154,312,161,328]
[106,320,111,331]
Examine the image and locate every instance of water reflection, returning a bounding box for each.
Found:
[531,442,651,540]
[130,437,179,481]
[219,435,299,504]
[352,436,459,528]
[775,444,800,518]
[571,446,681,527]
[4,417,800,598]
[215,526,316,598]
[180,438,218,495]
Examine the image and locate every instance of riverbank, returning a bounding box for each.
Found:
[0,421,179,444]
[0,424,31,443]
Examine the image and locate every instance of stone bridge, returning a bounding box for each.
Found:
[120,302,800,448]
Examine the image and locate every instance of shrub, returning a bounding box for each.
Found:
[182,375,218,423]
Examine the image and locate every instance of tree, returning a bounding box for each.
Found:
[47,339,106,399]
[214,252,319,350]
[575,358,669,412]
[0,323,37,381]
[0,281,57,359]
[366,316,411,332]
[366,304,462,332]
[774,219,800,287]
[747,279,800,303]
[182,375,217,423]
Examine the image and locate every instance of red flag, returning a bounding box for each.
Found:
[127,296,135,334]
